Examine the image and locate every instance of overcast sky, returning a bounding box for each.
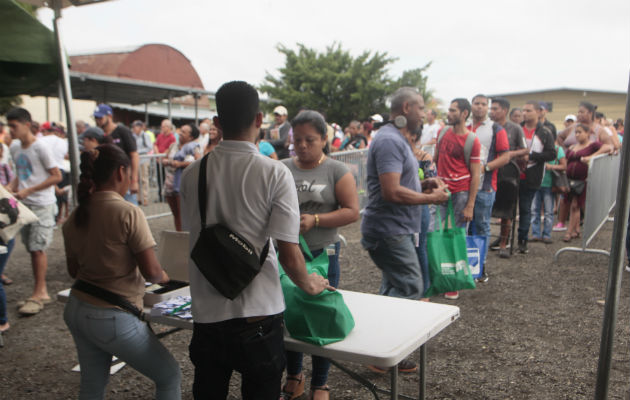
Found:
[38,0,630,109]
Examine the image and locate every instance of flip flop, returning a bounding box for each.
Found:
[1,275,13,285]
[18,299,44,315]
[16,298,52,308]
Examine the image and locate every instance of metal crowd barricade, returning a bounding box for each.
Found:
[554,153,621,262]
[329,149,369,210]
[138,153,172,220]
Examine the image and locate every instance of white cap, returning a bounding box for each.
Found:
[273,105,288,116]
[370,114,383,123]
[565,114,577,122]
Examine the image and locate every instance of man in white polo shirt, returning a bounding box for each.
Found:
[180,81,331,399]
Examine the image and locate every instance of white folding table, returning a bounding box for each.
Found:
[58,288,459,399]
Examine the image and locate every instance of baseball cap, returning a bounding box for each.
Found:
[40,121,53,131]
[131,120,144,127]
[370,114,384,123]
[565,114,576,122]
[93,104,113,118]
[538,101,548,111]
[81,126,105,142]
[273,105,288,116]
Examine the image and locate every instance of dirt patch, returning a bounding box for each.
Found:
[1,216,629,399]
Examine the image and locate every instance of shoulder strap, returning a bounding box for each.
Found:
[464,132,477,170]
[437,126,450,146]
[197,153,210,229]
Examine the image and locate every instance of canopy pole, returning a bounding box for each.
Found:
[57,82,63,122]
[144,103,149,126]
[167,94,172,121]
[52,0,80,207]
[45,96,50,121]
[594,71,630,399]
[194,94,199,125]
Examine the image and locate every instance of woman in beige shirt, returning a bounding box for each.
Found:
[62,144,181,400]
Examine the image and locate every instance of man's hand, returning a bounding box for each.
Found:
[15,187,32,200]
[422,177,440,193]
[463,205,474,222]
[303,273,335,296]
[431,186,450,204]
[129,180,139,194]
[300,214,316,233]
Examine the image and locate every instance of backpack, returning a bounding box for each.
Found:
[437,126,477,170]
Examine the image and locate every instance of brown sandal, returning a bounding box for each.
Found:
[309,385,330,400]
[280,373,305,400]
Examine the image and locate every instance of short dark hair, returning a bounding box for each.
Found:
[187,123,200,139]
[579,101,597,121]
[492,97,510,111]
[509,107,522,117]
[595,111,605,120]
[472,94,488,103]
[6,107,32,123]
[291,110,327,139]
[526,100,541,111]
[215,81,259,138]
[451,98,471,120]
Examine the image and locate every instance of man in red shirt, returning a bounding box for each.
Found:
[434,99,481,300]
[467,95,510,283]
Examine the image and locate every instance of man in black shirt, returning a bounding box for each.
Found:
[93,104,139,204]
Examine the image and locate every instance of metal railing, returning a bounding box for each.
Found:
[329,149,369,210]
[554,153,621,261]
[137,154,171,220]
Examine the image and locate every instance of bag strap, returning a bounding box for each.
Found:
[298,235,314,261]
[73,280,145,320]
[197,153,270,264]
[464,131,476,170]
[198,153,210,228]
[446,196,457,230]
[434,204,444,233]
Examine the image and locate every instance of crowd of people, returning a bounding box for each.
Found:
[0,82,626,399]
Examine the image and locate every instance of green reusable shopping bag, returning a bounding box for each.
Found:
[424,198,476,297]
[278,236,355,346]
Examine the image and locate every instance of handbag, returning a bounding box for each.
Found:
[190,154,270,300]
[568,179,586,195]
[425,197,476,297]
[551,170,569,193]
[279,236,355,346]
[0,185,38,242]
[466,224,487,280]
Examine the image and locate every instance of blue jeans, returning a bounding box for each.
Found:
[518,182,539,241]
[362,234,423,299]
[435,190,469,230]
[124,190,138,205]
[416,205,431,296]
[470,190,496,266]
[286,242,340,387]
[64,295,181,400]
[0,239,15,325]
[531,187,554,239]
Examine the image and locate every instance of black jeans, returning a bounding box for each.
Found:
[189,313,286,400]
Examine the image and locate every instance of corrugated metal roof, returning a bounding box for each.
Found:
[490,87,627,97]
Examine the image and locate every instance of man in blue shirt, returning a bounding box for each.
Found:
[361,87,449,372]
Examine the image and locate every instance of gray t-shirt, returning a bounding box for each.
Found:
[283,157,350,251]
[361,123,423,238]
[10,138,57,206]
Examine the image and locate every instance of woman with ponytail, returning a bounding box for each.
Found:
[62,144,181,400]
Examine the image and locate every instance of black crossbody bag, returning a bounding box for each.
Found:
[190,154,270,300]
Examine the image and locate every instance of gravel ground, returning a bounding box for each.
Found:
[1,215,629,399]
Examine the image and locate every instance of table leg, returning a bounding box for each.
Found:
[390,364,398,399]
[419,344,426,400]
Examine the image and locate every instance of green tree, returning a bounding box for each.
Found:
[260,43,435,126]
[0,96,23,115]
[392,63,436,108]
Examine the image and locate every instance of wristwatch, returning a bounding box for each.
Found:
[484,164,491,172]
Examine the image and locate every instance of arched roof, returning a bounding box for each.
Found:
[70,43,204,89]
